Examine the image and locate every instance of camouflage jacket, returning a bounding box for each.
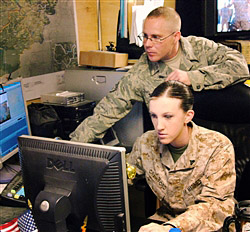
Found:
[126,122,236,232]
[69,36,249,143]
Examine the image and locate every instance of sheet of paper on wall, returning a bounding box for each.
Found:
[144,0,164,6]
[129,0,164,47]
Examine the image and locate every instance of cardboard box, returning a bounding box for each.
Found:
[79,51,128,68]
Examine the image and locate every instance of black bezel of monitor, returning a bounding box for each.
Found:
[18,135,131,232]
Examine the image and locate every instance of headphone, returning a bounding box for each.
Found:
[223,200,250,232]
[235,200,250,221]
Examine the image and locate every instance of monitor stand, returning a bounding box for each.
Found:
[33,176,75,232]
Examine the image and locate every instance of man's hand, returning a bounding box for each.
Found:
[138,222,172,232]
[165,70,191,86]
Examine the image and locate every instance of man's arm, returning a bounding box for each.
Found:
[182,37,249,91]
[69,67,144,143]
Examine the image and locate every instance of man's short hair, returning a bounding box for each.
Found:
[146,7,181,32]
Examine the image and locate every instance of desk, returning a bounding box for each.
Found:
[0,157,25,225]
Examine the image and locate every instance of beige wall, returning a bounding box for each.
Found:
[75,0,176,52]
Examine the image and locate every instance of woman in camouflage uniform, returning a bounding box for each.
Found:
[127,81,236,232]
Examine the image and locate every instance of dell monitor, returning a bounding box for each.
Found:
[0,81,30,182]
[18,135,131,232]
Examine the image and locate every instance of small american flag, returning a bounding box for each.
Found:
[0,210,37,232]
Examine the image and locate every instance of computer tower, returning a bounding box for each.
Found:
[46,100,96,140]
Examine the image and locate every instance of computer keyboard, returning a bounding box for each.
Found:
[0,171,26,207]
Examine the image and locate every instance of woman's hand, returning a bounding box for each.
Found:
[138,222,173,232]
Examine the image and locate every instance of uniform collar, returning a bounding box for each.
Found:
[159,121,198,170]
[148,58,164,76]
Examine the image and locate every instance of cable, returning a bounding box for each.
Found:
[7,73,12,81]
[0,83,4,93]
[4,164,20,174]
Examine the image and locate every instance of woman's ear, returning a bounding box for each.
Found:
[185,110,194,124]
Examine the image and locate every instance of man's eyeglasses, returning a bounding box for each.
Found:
[138,32,175,44]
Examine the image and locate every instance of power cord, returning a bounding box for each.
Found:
[0,83,4,93]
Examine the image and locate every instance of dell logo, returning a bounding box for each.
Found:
[46,158,75,173]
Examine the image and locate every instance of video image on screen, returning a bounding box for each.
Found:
[0,92,11,124]
[217,0,250,32]
[18,135,131,232]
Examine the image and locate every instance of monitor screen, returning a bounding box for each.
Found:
[0,81,30,168]
[216,0,250,37]
[18,135,131,232]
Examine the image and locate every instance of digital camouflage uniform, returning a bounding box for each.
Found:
[69,36,249,143]
[126,122,236,232]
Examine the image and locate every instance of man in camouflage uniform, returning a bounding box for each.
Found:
[126,81,236,232]
[69,6,249,143]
